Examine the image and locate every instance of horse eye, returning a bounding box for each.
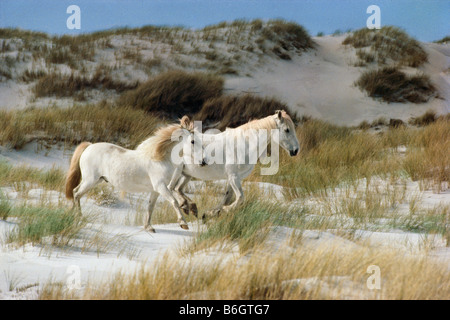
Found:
[285,128,290,133]
[191,140,194,144]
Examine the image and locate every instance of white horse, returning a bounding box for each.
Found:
[171,110,300,216]
[65,116,207,232]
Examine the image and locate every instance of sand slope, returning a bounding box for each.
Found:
[227,35,450,126]
[1,33,449,126]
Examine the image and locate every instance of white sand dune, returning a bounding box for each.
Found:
[1,34,449,126]
[227,36,450,126]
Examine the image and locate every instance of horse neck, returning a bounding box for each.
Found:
[223,117,276,160]
[236,115,277,132]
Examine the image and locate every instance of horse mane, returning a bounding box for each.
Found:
[136,124,186,161]
[234,110,295,132]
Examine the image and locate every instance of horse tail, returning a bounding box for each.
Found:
[65,142,91,200]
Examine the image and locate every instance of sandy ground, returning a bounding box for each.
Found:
[0,141,73,170]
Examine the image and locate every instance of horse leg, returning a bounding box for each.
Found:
[167,167,192,216]
[221,175,244,212]
[156,184,189,230]
[72,176,101,215]
[171,176,189,216]
[206,183,234,218]
[144,191,159,233]
[174,175,198,217]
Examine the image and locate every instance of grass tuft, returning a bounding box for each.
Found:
[117,70,224,118]
[6,205,88,246]
[355,66,436,103]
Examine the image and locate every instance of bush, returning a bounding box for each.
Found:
[263,19,314,51]
[408,110,437,126]
[355,66,436,103]
[117,70,224,117]
[343,26,427,67]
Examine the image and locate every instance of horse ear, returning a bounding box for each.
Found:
[275,110,283,120]
[180,115,191,129]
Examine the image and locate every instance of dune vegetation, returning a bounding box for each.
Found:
[343,26,427,67]
[355,66,436,103]
[343,26,436,103]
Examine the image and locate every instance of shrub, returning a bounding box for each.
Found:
[355,66,436,103]
[343,26,427,67]
[117,70,224,117]
[408,110,437,126]
[355,49,375,64]
[261,19,314,51]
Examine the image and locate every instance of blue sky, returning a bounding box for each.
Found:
[0,0,448,41]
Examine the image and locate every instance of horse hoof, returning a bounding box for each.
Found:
[189,203,198,217]
[180,224,189,230]
[145,226,156,233]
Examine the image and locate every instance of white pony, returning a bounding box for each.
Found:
[171,110,300,216]
[65,116,207,232]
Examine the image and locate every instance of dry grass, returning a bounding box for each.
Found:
[403,118,450,192]
[40,242,450,300]
[249,116,449,197]
[261,19,314,52]
[33,69,139,99]
[355,66,436,103]
[117,70,224,118]
[0,101,160,149]
[343,26,427,67]
[0,28,49,41]
[408,109,437,126]
[0,160,66,197]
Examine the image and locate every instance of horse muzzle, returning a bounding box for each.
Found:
[289,148,299,157]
